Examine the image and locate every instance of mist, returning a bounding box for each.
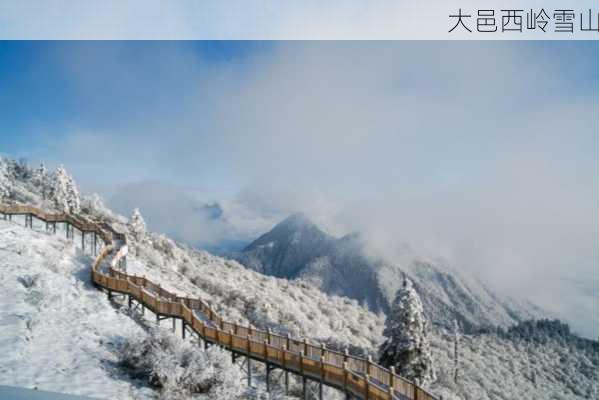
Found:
[6,41,599,338]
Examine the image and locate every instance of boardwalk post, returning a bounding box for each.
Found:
[81,231,85,253]
[247,358,252,387]
[172,317,176,333]
[365,374,370,400]
[182,319,186,339]
[53,222,56,234]
[367,355,373,377]
[266,363,271,393]
[285,369,289,395]
[128,294,132,309]
[302,376,307,400]
[93,232,97,256]
[319,354,325,400]
[389,366,396,397]
[343,362,349,399]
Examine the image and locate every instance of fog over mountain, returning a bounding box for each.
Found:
[5,42,599,338]
[231,212,545,332]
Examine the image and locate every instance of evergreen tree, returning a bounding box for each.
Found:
[33,163,49,200]
[50,165,80,214]
[379,277,435,385]
[65,174,81,214]
[0,159,10,201]
[128,208,147,240]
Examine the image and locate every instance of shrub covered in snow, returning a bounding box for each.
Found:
[120,328,247,399]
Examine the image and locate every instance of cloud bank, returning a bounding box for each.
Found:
[7,41,599,338]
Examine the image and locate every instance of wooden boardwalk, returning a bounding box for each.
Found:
[0,204,438,400]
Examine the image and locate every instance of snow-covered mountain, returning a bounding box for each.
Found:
[1,156,597,400]
[233,213,543,331]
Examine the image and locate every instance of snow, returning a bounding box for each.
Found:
[0,220,150,399]
[1,155,597,400]
[430,330,599,400]
[125,233,385,352]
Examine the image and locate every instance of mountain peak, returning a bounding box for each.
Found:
[277,212,314,229]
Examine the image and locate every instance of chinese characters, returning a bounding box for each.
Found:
[449,8,599,33]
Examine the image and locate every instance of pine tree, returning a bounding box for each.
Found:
[50,165,80,214]
[128,208,147,241]
[65,174,81,214]
[33,163,49,200]
[379,277,435,385]
[0,158,10,201]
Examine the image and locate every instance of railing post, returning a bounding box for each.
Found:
[303,338,308,356]
[320,354,325,399]
[246,325,251,355]
[343,362,349,394]
[266,327,271,345]
[263,339,268,359]
[299,350,304,374]
[367,355,373,376]
[389,366,396,397]
[365,374,370,400]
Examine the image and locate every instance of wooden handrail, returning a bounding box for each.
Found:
[0,203,439,400]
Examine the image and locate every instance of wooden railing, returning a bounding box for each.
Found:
[0,204,438,400]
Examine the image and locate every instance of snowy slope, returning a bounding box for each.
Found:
[232,213,543,331]
[0,219,151,399]
[2,156,597,400]
[125,231,384,352]
[430,330,599,400]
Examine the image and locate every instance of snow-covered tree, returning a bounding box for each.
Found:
[128,208,147,240]
[32,163,50,200]
[0,159,10,200]
[120,328,247,399]
[65,174,81,214]
[50,165,80,214]
[379,277,435,385]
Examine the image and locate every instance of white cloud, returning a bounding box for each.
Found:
[12,41,599,337]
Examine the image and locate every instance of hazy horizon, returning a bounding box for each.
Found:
[2,41,599,338]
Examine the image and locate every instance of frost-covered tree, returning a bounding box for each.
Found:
[120,328,247,399]
[65,174,81,214]
[0,159,10,200]
[128,208,147,240]
[50,165,80,214]
[32,163,50,200]
[379,277,435,385]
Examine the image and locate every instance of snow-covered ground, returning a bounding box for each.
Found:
[0,220,151,399]
[1,157,597,400]
[126,233,384,353]
[430,331,599,400]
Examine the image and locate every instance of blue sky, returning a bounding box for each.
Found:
[1,41,599,337]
